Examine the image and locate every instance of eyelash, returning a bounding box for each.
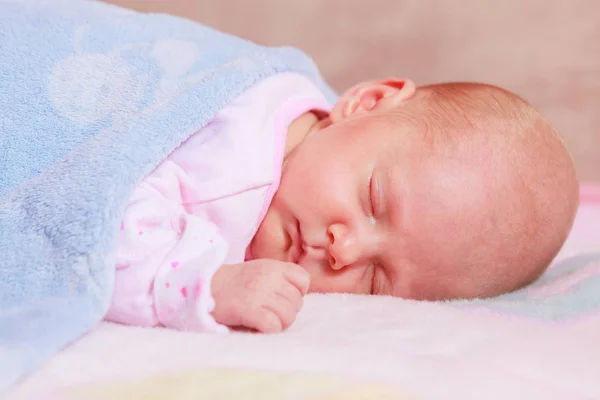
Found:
[368,176,376,217]
[371,265,378,295]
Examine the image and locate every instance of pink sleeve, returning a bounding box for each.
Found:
[105,173,228,333]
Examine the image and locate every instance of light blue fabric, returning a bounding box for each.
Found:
[455,252,600,320]
[0,0,336,390]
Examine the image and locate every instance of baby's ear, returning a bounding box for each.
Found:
[330,78,416,122]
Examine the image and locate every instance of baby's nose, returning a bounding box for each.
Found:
[327,223,370,270]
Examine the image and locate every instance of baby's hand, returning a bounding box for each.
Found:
[210,259,310,333]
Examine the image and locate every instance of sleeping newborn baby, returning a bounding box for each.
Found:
[106,75,579,333]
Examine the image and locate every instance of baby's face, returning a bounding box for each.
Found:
[250,112,494,300]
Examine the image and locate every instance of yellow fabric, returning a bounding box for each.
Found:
[61,367,413,400]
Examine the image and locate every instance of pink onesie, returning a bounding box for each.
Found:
[104,73,331,332]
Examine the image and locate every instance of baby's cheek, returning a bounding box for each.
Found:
[303,263,367,295]
[297,263,330,293]
[307,279,336,294]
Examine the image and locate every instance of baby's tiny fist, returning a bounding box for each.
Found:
[210,260,309,333]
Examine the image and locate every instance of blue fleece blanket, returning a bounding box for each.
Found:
[0,0,336,389]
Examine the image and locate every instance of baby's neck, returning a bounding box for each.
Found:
[283,111,330,160]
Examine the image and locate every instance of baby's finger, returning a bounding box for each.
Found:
[276,283,304,313]
[282,264,310,295]
[241,307,283,334]
[263,293,299,330]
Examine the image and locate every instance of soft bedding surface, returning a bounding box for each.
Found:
[6,186,600,400]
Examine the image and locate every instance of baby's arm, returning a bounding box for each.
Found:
[105,169,227,333]
[106,163,310,333]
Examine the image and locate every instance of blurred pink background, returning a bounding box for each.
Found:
[110,0,600,182]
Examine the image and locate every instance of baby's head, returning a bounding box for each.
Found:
[250,79,579,300]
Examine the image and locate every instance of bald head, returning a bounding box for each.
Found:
[400,82,579,297]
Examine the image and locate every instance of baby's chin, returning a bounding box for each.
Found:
[247,227,286,262]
